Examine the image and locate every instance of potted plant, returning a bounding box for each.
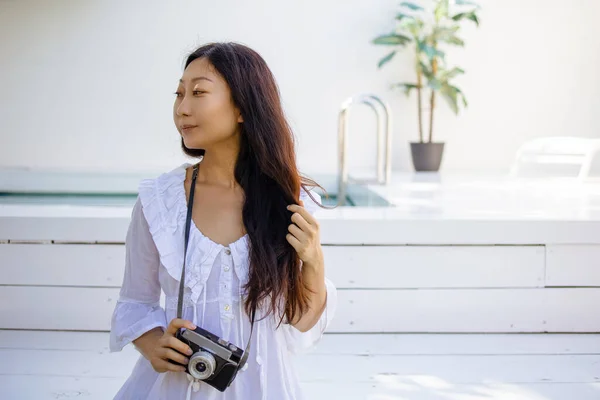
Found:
[373,0,481,172]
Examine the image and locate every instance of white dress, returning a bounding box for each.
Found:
[109,163,337,400]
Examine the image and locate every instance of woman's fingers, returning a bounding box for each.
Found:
[166,318,196,336]
[290,213,312,234]
[165,335,193,356]
[287,223,306,241]
[161,347,190,365]
[286,201,322,265]
[156,318,194,374]
[286,233,301,250]
[155,358,187,373]
[287,204,317,227]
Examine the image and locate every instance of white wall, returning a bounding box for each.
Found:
[1,0,599,178]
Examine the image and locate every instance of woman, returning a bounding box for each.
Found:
[109,42,337,400]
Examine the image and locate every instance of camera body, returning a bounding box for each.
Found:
[172,326,245,392]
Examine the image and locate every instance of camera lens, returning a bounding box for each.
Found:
[189,351,216,380]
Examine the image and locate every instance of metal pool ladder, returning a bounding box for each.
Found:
[337,94,392,206]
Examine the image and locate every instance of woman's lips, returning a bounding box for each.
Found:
[181,125,197,132]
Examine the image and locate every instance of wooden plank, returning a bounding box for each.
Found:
[0,243,125,287]
[2,330,599,356]
[0,330,113,351]
[324,245,545,289]
[298,354,600,384]
[305,381,600,400]
[2,207,600,245]
[0,348,599,384]
[546,244,600,287]
[1,331,600,399]
[2,287,600,333]
[1,372,600,400]
[0,213,130,242]
[331,288,600,333]
[0,376,126,400]
[303,332,600,356]
[318,218,600,245]
[0,286,118,331]
[0,243,545,289]
[544,288,600,332]
[0,348,137,377]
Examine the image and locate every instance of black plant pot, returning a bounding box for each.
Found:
[410,142,445,172]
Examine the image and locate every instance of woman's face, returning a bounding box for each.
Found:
[173,57,243,150]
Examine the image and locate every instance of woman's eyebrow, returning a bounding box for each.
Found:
[179,76,213,83]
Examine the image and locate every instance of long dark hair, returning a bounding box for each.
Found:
[180,42,324,325]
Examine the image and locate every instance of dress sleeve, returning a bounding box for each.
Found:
[109,196,167,352]
[281,189,338,354]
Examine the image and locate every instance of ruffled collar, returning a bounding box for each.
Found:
[137,162,250,303]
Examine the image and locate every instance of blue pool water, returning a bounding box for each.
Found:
[0,190,387,207]
[0,169,391,207]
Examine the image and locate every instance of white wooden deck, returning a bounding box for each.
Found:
[1,172,599,398]
[1,330,599,400]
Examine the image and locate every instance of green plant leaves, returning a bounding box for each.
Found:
[445,35,465,46]
[395,13,414,21]
[440,66,465,80]
[392,83,420,96]
[372,0,478,119]
[400,1,424,11]
[400,17,424,36]
[418,42,445,60]
[440,84,468,114]
[455,0,481,9]
[378,51,397,68]
[418,60,434,80]
[434,0,449,21]
[452,11,480,26]
[432,26,464,46]
[428,79,443,90]
[373,34,411,45]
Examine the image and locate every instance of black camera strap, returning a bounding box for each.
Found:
[178,160,255,371]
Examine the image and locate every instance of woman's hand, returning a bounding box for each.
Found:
[286,199,328,331]
[286,200,324,269]
[133,318,196,373]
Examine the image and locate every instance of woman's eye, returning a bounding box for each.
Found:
[173,90,205,97]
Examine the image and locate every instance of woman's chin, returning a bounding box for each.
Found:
[182,136,205,150]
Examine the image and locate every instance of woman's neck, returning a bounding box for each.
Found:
[196,143,239,189]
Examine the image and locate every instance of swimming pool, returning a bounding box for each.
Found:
[0,168,392,208]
